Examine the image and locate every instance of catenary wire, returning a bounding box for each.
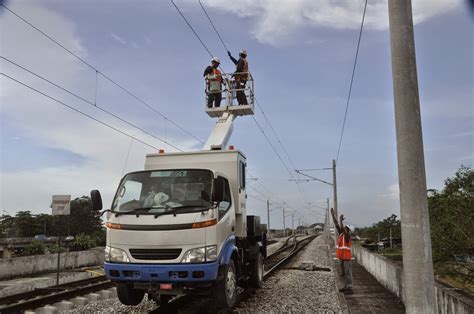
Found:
[335,0,368,163]
[1,3,205,145]
[1,73,162,152]
[198,0,230,52]
[1,56,183,151]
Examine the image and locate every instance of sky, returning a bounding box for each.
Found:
[1,0,473,228]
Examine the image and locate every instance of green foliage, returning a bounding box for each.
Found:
[24,240,47,255]
[428,165,474,262]
[357,214,401,241]
[1,196,106,255]
[73,233,99,250]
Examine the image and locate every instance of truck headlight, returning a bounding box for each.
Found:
[181,245,217,263]
[105,246,130,263]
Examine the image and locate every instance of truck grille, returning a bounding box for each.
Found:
[129,248,182,260]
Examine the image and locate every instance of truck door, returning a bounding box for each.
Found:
[216,176,234,248]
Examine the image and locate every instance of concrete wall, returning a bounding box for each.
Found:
[352,245,474,314]
[0,247,104,280]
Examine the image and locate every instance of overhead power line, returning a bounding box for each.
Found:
[198,0,230,52]
[171,0,213,58]
[335,0,368,163]
[1,3,204,145]
[1,56,183,152]
[2,73,162,152]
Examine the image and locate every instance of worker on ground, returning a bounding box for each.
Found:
[227,49,248,105]
[331,207,354,294]
[203,57,223,108]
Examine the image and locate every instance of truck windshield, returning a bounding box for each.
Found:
[111,169,213,214]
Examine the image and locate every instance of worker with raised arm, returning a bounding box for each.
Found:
[203,57,223,108]
[331,207,355,293]
[227,49,248,105]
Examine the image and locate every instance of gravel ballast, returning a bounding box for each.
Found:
[235,235,342,313]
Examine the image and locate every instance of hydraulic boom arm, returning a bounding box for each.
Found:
[203,112,235,150]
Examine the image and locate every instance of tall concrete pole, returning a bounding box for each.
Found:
[388,0,436,312]
[332,159,338,243]
[267,200,270,238]
[326,198,330,237]
[282,208,286,237]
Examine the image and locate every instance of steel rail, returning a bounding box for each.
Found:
[263,235,317,280]
[0,275,113,313]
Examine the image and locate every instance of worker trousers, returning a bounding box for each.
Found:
[235,81,248,105]
[207,92,222,108]
[341,260,353,289]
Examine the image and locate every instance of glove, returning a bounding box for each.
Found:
[227,51,232,57]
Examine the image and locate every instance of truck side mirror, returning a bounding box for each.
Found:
[90,190,103,211]
[212,177,224,203]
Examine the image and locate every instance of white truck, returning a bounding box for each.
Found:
[90,73,265,310]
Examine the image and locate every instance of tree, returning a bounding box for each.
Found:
[428,166,473,262]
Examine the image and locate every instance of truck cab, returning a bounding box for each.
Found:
[91,149,266,309]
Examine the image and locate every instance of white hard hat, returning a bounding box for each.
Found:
[211,57,220,64]
[346,225,355,233]
[239,49,247,55]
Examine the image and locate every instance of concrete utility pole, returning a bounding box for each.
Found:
[326,198,330,237]
[282,208,286,237]
[332,159,338,243]
[388,0,437,312]
[267,200,270,237]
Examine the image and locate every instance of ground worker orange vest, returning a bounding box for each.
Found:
[336,233,352,260]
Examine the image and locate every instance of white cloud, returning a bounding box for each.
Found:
[380,183,399,200]
[111,32,127,45]
[0,3,199,213]
[204,0,461,46]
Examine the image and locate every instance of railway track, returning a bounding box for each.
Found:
[0,275,113,313]
[264,235,316,279]
[0,236,317,313]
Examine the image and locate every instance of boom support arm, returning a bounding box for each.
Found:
[203,112,235,150]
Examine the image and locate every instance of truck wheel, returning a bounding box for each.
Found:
[117,283,145,305]
[249,252,264,288]
[215,260,237,310]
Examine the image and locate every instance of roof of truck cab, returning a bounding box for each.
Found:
[146,149,246,159]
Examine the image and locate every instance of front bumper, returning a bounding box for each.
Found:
[104,260,220,282]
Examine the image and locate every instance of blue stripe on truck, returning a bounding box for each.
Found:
[105,235,237,282]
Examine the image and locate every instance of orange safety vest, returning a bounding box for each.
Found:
[336,233,352,260]
[207,68,222,92]
[208,68,222,83]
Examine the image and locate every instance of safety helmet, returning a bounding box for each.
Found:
[239,49,247,56]
[211,57,220,64]
[345,225,355,233]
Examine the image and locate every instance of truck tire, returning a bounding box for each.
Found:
[215,260,237,310]
[117,283,145,305]
[249,252,264,288]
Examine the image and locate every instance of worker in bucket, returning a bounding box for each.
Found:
[203,57,223,108]
[331,207,355,294]
[227,49,248,105]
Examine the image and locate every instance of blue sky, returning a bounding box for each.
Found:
[1,0,472,227]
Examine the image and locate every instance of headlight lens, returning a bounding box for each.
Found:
[181,245,217,263]
[105,246,130,263]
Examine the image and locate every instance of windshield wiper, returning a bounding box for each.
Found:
[153,205,209,218]
[113,207,154,216]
